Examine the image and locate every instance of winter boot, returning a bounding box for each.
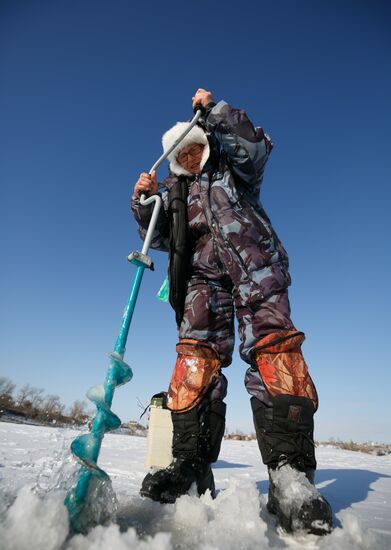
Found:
[140,399,226,503]
[251,395,333,535]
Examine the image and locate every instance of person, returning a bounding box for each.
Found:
[131,88,332,534]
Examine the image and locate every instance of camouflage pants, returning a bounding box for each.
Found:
[169,276,317,408]
[179,274,295,365]
[178,274,297,404]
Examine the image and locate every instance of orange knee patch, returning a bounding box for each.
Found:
[167,339,221,412]
[254,331,318,409]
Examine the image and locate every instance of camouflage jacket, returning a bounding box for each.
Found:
[131,100,291,305]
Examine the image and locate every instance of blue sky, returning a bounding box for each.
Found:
[1,0,390,443]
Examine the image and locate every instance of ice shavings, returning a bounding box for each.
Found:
[0,485,171,550]
[34,429,79,495]
[67,523,172,550]
[86,384,105,403]
[171,478,268,549]
[0,477,383,550]
[0,485,69,550]
[318,510,378,549]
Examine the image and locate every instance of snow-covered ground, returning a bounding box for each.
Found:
[0,422,390,549]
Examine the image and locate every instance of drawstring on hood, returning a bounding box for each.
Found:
[162,122,210,177]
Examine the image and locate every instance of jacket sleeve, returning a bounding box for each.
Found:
[204,100,273,190]
[131,188,170,252]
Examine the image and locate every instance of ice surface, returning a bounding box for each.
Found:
[0,422,390,549]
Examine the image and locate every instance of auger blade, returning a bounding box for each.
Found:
[107,352,133,386]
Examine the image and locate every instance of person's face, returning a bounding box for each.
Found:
[177,143,204,174]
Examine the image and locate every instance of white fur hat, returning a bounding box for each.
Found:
[162,122,210,177]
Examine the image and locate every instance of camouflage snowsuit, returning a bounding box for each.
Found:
[132,101,316,409]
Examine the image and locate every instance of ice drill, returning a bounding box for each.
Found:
[65,109,203,533]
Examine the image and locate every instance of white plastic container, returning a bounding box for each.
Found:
[145,398,173,469]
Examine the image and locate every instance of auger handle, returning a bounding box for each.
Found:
[137,194,162,255]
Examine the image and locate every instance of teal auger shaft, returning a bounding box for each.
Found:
[114,265,145,356]
[64,109,203,535]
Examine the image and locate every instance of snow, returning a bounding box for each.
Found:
[269,464,320,517]
[0,422,390,549]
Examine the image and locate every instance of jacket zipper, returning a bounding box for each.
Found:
[203,175,252,280]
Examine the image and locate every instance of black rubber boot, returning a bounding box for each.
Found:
[251,395,333,535]
[140,399,226,503]
[140,457,215,503]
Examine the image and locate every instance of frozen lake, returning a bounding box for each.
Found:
[0,422,390,549]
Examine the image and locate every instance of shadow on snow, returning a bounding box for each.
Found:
[214,459,251,469]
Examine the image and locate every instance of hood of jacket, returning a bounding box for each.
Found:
[162,121,210,177]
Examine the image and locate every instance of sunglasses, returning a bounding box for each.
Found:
[177,144,204,164]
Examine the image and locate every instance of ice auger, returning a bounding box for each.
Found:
[65,108,203,534]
